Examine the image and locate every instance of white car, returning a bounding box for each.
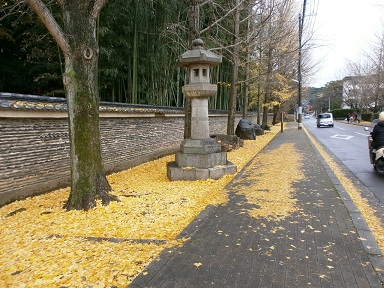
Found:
[317,113,334,128]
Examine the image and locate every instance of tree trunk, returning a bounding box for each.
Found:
[262,105,269,128]
[257,89,261,125]
[132,0,138,104]
[227,0,240,135]
[243,0,253,120]
[272,105,279,125]
[25,0,118,210]
[262,46,273,129]
[185,0,200,139]
[243,52,249,119]
[60,2,117,210]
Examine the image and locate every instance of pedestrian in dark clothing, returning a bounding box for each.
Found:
[347,114,350,123]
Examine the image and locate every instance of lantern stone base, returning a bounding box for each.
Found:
[179,138,221,158]
[166,160,237,181]
[166,138,237,181]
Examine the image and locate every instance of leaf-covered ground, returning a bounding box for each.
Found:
[0,126,281,287]
[234,142,304,221]
[2,124,383,287]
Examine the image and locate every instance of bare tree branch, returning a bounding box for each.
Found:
[25,0,69,53]
[200,0,243,35]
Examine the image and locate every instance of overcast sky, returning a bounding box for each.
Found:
[309,0,384,87]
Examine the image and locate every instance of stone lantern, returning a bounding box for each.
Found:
[167,39,237,181]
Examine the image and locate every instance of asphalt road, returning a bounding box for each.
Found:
[303,116,384,203]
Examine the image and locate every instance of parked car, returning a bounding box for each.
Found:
[317,113,334,128]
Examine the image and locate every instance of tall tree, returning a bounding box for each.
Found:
[25,0,118,210]
[242,0,253,119]
[364,31,384,112]
[184,0,200,139]
[97,0,187,106]
[321,80,343,111]
[227,0,241,135]
[251,0,303,128]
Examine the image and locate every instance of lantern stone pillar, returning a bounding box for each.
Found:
[167,39,237,181]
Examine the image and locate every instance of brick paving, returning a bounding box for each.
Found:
[129,123,384,288]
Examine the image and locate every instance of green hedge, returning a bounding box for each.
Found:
[330,109,377,121]
[331,109,354,118]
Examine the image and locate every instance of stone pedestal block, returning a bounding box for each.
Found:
[180,138,221,154]
[191,98,209,139]
[167,161,237,181]
[176,150,227,169]
[177,138,226,169]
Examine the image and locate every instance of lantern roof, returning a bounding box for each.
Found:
[178,39,222,67]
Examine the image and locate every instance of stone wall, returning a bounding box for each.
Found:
[1,92,274,206]
[0,114,241,206]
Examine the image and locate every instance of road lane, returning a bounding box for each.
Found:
[303,118,384,203]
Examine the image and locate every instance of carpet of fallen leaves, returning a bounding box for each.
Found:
[233,143,303,220]
[0,126,281,288]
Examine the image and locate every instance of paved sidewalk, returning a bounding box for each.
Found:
[129,122,384,287]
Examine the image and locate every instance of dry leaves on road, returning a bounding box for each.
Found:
[0,126,281,287]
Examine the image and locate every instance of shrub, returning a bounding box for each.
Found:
[331,109,354,119]
[362,113,373,122]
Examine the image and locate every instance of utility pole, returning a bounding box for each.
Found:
[297,0,307,130]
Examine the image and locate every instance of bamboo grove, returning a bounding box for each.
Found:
[1,0,314,122]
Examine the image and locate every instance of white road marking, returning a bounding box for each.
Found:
[336,127,346,130]
[355,132,369,136]
[331,134,354,140]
